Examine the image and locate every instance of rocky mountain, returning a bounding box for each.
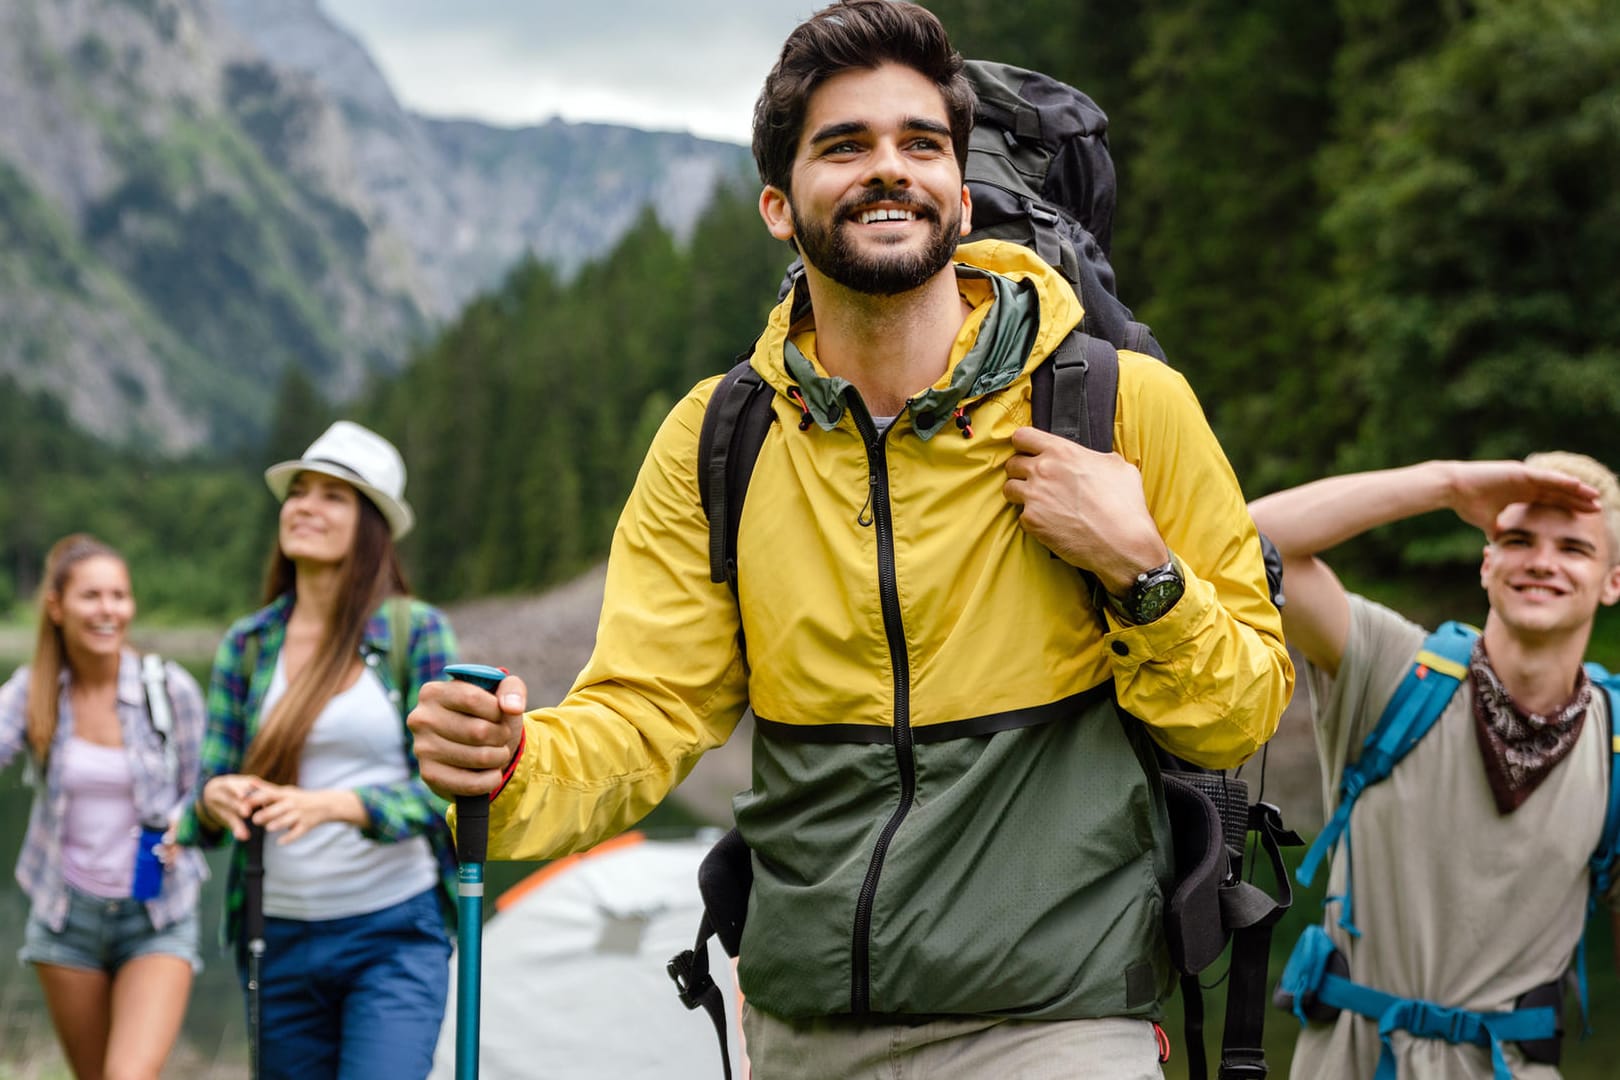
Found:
[215,0,749,313]
[0,0,751,452]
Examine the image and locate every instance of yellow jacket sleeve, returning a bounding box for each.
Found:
[1105,352,1294,768]
[484,381,749,861]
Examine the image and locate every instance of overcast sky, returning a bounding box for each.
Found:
[319,0,819,145]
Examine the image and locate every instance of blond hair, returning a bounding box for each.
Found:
[1524,451,1620,566]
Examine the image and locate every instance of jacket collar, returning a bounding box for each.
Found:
[755,239,1081,440]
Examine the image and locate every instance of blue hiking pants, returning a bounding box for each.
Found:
[238,887,451,1080]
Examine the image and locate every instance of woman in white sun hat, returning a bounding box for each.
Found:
[177,420,459,1079]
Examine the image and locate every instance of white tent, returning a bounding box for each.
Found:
[430,831,745,1079]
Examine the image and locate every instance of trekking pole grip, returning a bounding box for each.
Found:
[457,795,488,864]
[243,823,266,943]
[443,663,508,863]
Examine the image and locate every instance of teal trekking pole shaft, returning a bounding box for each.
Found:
[444,663,507,1080]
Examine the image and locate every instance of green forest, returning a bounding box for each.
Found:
[2,0,1618,624]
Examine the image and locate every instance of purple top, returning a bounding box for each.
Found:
[58,737,142,897]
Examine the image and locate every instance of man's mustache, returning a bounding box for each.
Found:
[838,187,938,222]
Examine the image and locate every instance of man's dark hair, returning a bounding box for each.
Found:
[752,0,974,195]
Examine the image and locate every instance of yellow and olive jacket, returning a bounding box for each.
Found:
[479,239,1292,1021]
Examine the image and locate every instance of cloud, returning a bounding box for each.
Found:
[319,0,814,142]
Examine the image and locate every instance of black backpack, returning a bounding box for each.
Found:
[669,60,1299,1080]
[962,60,1165,362]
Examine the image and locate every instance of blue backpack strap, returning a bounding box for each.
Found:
[1570,664,1620,1035]
[1297,622,1477,936]
[1281,926,1556,1080]
[1583,664,1620,896]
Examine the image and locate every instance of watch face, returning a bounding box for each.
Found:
[1131,570,1185,623]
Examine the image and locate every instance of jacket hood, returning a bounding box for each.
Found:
[752,240,1084,440]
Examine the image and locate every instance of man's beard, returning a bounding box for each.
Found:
[791,187,961,297]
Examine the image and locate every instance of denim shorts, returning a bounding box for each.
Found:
[19,886,202,975]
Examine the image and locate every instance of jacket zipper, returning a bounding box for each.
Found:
[848,399,915,1014]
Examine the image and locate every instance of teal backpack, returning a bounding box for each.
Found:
[1277,621,1620,1079]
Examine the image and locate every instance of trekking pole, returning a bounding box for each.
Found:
[243,823,266,1080]
[443,663,508,1080]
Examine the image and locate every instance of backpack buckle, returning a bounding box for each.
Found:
[1024,201,1061,228]
[666,949,716,1010]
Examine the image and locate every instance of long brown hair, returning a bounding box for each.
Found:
[241,489,411,785]
[26,534,125,763]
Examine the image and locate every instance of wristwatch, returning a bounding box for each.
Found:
[1106,556,1185,625]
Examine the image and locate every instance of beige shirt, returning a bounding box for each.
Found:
[1289,595,1611,1080]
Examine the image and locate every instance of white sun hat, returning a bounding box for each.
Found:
[264,420,415,540]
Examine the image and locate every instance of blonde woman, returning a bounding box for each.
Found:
[0,534,206,1080]
[178,421,457,1080]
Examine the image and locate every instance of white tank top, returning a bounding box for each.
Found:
[259,654,437,920]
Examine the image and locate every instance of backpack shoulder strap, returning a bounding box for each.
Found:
[1363,620,1476,769]
[1568,662,1620,1034]
[1029,329,1118,453]
[1585,664,1620,890]
[698,358,778,593]
[1030,330,1120,630]
[139,653,179,787]
[1296,622,1477,901]
[139,653,174,741]
[386,596,414,719]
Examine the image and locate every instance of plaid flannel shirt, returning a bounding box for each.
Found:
[0,650,208,932]
[175,593,459,946]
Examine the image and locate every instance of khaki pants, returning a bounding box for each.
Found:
[742,1005,1165,1080]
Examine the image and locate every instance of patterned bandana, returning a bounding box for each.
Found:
[1469,639,1591,814]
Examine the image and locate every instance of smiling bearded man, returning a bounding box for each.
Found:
[407,4,1291,1077]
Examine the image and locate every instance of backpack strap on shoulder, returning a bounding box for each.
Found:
[698,359,778,593]
[1030,330,1118,453]
[1569,664,1620,1034]
[387,596,414,719]
[1297,621,1477,936]
[1030,330,1120,630]
[139,653,179,789]
[1583,664,1620,895]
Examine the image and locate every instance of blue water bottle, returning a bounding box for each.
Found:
[132,823,166,901]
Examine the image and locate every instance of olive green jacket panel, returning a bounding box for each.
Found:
[735,692,1177,1020]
